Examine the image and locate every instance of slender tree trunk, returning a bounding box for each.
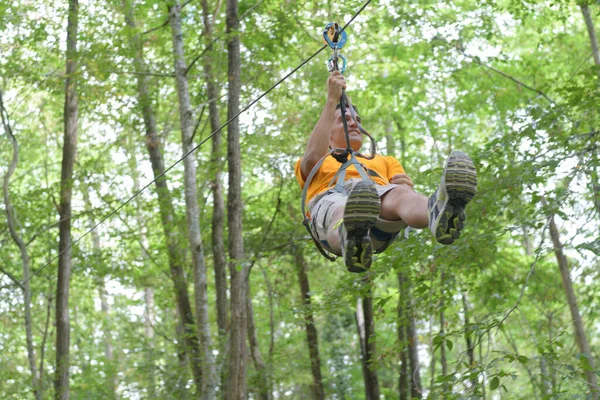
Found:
[124,116,157,397]
[548,214,598,398]
[397,272,409,400]
[55,1,78,397]
[406,283,422,399]
[168,2,216,397]
[201,0,229,387]
[356,284,380,400]
[581,4,600,79]
[144,287,157,397]
[580,4,600,217]
[81,184,118,398]
[200,0,229,343]
[429,315,436,392]
[440,285,448,396]
[548,313,557,392]
[0,92,40,400]
[294,248,325,400]
[99,284,118,398]
[461,292,477,392]
[246,283,271,400]
[121,0,203,390]
[39,288,53,397]
[226,0,248,395]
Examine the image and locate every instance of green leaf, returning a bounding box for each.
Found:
[490,376,500,390]
[517,355,529,365]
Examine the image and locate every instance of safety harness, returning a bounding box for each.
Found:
[301,22,382,261]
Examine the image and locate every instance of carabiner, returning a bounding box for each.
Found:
[322,22,347,49]
[328,54,347,74]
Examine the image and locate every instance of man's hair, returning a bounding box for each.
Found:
[335,103,359,116]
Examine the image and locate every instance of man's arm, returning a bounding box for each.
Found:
[299,71,346,180]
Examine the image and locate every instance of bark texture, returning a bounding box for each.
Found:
[201,0,229,341]
[226,0,248,395]
[1,92,40,400]
[247,284,271,400]
[294,248,325,400]
[169,2,216,397]
[121,0,202,389]
[406,283,422,399]
[55,1,78,397]
[82,184,118,398]
[549,215,598,399]
[397,273,409,400]
[356,285,380,400]
[580,4,600,217]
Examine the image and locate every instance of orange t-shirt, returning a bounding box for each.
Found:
[295,154,405,204]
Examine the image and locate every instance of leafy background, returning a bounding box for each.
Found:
[0,0,599,398]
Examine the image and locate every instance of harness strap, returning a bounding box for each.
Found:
[301,150,379,261]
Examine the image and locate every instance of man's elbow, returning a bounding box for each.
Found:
[300,157,318,181]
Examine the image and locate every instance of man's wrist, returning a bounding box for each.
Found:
[325,98,338,109]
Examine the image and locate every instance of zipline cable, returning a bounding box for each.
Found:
[13,0,374,289]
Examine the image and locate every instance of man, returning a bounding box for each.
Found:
[295,71,478,272]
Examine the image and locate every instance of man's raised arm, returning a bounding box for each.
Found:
[299,71,346,180]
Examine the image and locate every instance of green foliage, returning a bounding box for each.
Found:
[1,0,599,397]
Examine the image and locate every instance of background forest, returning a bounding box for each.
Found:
[1,0,599,398]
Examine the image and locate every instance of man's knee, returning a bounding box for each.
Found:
[383,184,413,203]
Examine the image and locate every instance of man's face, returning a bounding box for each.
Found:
[330,107,363,151]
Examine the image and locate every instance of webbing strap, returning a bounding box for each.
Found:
[301,150,377,261]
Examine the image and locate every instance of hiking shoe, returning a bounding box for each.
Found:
[341,180,381,272]
[428,151,477,245]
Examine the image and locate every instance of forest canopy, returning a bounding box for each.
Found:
[0,0,599,398]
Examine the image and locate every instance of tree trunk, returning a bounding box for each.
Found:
[39,288,53,397]
[397,272,409,400]
[581,4,600,79]
[429,315,436,392]
[168,2,216,397]
[580,4,600,217]
[246,283,271,400]
[440,291,448,396]
[356,279,380,400]
[144,287,157,396]
[99,284,118,398]
[55,1,78,397]
[406,283,422,399]
[121,0,202,390]
[226,0,248,395]
[0,92,40,400]
[124,114,157,397]
[200,0,229,344]
[81,183,118,399]
[294,248,325,400]
[548,214,598,398]
[461,292,477,392]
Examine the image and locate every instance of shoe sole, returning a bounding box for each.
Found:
[343,180,381,272]
[435,151,477,245]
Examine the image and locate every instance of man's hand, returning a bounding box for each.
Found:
[327,71,346,102]
[390,173,414,187]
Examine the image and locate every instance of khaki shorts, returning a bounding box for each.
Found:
[308,179,407,254]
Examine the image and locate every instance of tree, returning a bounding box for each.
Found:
[226,0,247,395]
[168,1,216,396]
[55,0,79,397]
[121,0,203,390]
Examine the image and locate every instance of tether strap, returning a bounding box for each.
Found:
[301,150,376,261]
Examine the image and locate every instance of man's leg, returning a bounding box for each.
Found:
[381,151,477,245]
[323,180,381,272]
[380,185,428,228]
[325,207,345,254]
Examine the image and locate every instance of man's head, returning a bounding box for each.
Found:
[330,104,362,151]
